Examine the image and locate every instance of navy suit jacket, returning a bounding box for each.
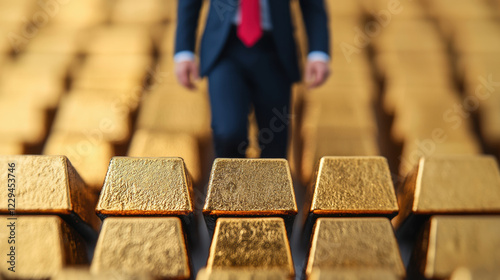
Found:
[175,0,330,83]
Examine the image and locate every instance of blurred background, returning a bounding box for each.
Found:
[0,0,500,278]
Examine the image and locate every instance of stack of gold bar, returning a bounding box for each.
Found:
[1,0,500,279]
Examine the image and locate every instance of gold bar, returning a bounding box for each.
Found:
[53,267,154,280]
[308,268,402,280]
[306,157,398,219]
[0,99,47,145]
[110,0,166,24]
[393,156,500,228]
[50,0,107,28]
[128,130,202,185]
[196,268,291,280]
[0,155,100,231]
[83,25,153,55]
[52,94,131,144]
[0,216,87,279]
[96,157,194,217]
[203,159,297,234]
[91,217,191,279]
[450,267,500,280]
[207,218,294,277]
[300,129,380,185]
[305,218,405,278]
[0,141,23,155]
[413,215,500,280]
[43,132,114,192]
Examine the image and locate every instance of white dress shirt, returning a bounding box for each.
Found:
[175,0,330,63]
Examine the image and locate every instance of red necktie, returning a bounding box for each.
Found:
[237,0,263,47]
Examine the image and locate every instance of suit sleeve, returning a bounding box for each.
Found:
[299,0,331,56]
[175,0,203,54]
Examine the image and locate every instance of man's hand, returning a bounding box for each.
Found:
[305,60,330,89]
[175,60,199,90]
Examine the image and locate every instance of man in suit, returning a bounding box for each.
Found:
[175,0,330,158]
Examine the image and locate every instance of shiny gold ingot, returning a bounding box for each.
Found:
[306,157,399,218]
[196,268,290,280]
[0,99,47,144]
[96,157,194,217]
[308,268,402,280]
[83,25,153,55]
[0,216,87,279]
[301,129,380,185]
[415,216,500,279]
[203,159,297,233]
[52,94,131,144]
[0,155,100,230]
[128,130,202,185]
[207,218,294,276]
[305,218,405,278]
[91,217,191,279]
[393,156,500,228]
[53,267,154,280]
[43,132,114,192]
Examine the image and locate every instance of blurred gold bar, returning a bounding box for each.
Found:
[96,157,194,217]
[203,159,297,233]
[110,0,167,24]
[305,218,405,278]
[50,0,107,28]
[128,129,202,185]
[0,99,47,145]
[83,25,153,55]
[43,132,114,192]
[53,267,154,280]
[0,155,100,231]
[52,94,131,144]
[0,141,23,155]
[207,218,294,277]
[413,216,500,280]
[0,216,87,279]
[91,217,191,279]
[300,129,380,185]
[196,268,291,280]
[450,267,500,280]
[393,156,500,228]
[306,157,398,218]
[308,268,402,280]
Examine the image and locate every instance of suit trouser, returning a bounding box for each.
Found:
[207,27,293,158]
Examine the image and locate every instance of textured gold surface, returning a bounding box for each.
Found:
[53,267,154,280]
[96,157,193,216]
[207,218,294,276]
[128,130,202,184]
[0,216,87,279]
[309,157,398,216]
[196,268,291,280]
[395,156,500,226]
[91,217,190,279]
[306,218,405,277]
[308,268,402,280]
[43,132,114,192]
[203,159,297,215]
[419,216,500,279]
[0,155,100,230]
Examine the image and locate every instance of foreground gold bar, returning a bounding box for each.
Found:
[0,216,87,279]
[306,157,398,218]
[128,130,202,185]
[305,218,405,278]
[0,155,100,231]
[91,217,190,279]
[96,157,194,217]
[53,267,154,280]
[43,132,114,192]
[414,216,500,280]
[196,268,291,280]
[207,218,294,277]
[203,159,297,233]
[393,156,500,228]
[308,268,402,280]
